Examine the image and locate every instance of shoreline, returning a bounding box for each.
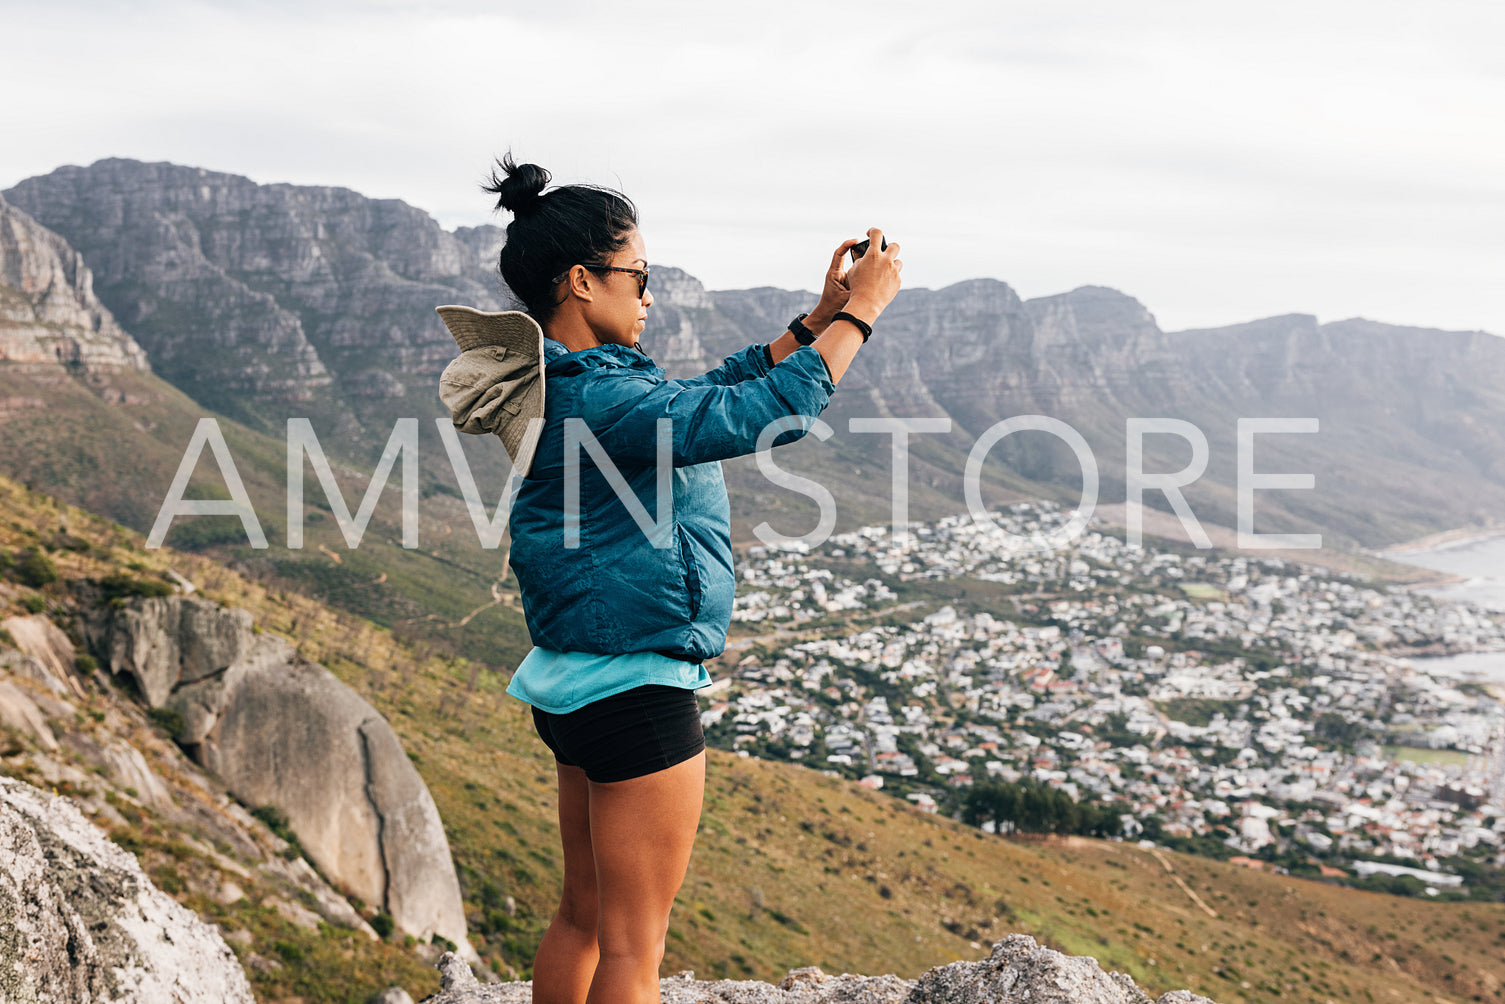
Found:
[1379,523,1505,556]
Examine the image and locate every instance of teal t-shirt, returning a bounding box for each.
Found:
[507,646,713,714]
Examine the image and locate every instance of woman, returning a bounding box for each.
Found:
[438,154,902,1003]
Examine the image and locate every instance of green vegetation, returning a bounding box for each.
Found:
[1382,745,1472,768]
[98,571,175,602]
[961,780,1120,837]
[147,706,185,738]
[1154,698,1231,728]
[12,548,56,587]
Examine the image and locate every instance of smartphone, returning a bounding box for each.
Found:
[850,236,890,262]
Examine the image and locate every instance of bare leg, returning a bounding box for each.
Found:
[530,762,599,1004]
[585,751,705,1004]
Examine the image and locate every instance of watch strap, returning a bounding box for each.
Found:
[831,310,873,342]
[788,312,817,345]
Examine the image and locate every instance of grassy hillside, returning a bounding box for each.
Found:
[3,474,1503,1003]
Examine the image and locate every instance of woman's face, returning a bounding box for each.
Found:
[584,227,653,349]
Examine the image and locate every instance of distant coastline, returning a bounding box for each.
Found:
[1380,526,1505,614]
[1380,523,1505,556]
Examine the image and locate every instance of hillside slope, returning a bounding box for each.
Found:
[3,475,1502,1004]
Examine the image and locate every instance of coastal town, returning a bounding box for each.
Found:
[702,502,1505,897]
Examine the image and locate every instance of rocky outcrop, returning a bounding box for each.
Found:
[85,595,480,964]
[416,936,1220,1003]
[0,194,149,370]
[0,774,254,1002]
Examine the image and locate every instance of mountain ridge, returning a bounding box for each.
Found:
[4,157,1505,631]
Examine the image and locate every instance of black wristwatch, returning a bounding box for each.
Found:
[788,311,818,346]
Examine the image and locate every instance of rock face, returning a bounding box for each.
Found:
[85,595,480,964]
[0,774,255,1003]
[704,280,1505,546]
[414,936,1220,1003]
[0,193,149,370]
[4,159,503,416]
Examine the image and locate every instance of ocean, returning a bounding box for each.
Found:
[1386,533,1505,684]
[1385,533,1505,614]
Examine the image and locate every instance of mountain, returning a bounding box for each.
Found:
[1168,314,1505,538]
[4,159,505,448]
[5,156,1504,629]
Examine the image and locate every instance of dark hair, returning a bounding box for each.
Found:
[483,152,638,323]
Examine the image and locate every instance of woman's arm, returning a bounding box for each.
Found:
[767,239,859,365]
[579,230,902,467]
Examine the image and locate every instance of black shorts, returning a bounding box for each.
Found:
[531,684,706,783]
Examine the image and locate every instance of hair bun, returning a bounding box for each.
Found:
[485,152,550,216]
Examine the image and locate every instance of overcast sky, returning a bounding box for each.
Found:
[5,0,1502,334]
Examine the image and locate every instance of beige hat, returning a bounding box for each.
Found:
[435,305,546,478]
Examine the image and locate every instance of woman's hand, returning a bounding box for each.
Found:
[808,238,861,325]
[842,228,903,324]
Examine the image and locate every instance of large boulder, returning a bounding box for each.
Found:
[102,596,255,707]
[91,596,480,964]
[414,936,1220,1003]
[0,775,254,1002]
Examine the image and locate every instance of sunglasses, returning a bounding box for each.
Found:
[553,264,651,298]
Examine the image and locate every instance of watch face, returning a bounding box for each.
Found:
[791,313,816,344]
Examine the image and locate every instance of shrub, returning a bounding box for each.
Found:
[147,706,185,738]
[52,532,91,553]
[431,934,457,952]
[371,913,395,937]
[21,595,45,614]
[75,653,98,673]
[0,628,14,648]
[13,549,57,588]
[251,804,305,858]
[98,573,174,602]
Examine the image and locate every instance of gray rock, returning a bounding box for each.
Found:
[0,193,149,371]
[97,738,176,810]
[97,594,479,964]
[103,596,254,708]
[1,614,85,697]
[0,679,58,751]
[412,936,1218,1004]
[0,648,72,697]
[438,952,480,991]
[0,774,254,1003]
[908,933,1160,1003]
[374,988,417,1004]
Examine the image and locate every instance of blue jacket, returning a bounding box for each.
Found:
[465,331,836,661]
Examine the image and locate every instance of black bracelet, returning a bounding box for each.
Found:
[788,311,817,346]
[831,311,873,342]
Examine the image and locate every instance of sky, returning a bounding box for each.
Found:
[4,0,1503,335]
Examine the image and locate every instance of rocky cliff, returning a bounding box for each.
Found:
[0,194,148,370]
